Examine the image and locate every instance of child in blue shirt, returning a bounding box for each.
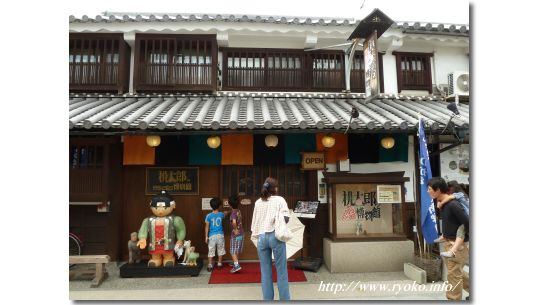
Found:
[205,197,228,272]
[434,181,470,258]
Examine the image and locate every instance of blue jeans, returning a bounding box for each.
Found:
[257,231,290,300]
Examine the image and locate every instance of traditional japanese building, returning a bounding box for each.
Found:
[69,12,469,271]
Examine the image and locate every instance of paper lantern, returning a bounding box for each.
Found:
[321,135,336,148]
[207,136,221,149]
[146,135,161,147]
[264,134,278,147]
[381,136,395,149]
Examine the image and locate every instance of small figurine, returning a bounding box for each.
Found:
[138,191,186,267]
[128,232,141,264]
[355,221,363,236]
[182,240,192,264]
[186,247,200,266]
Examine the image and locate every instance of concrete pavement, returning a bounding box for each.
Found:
[69,261,468,300]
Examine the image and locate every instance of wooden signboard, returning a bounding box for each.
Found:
[146,167,199,195]
[364,30,380,101]
[301,152,326,170]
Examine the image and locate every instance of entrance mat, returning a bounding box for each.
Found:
[208,262,307,284]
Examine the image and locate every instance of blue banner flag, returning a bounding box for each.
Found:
[418,118,438,244]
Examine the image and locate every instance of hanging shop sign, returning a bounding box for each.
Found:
[301,152,326,170]
[146,167,199,195]
[364,30,380,101]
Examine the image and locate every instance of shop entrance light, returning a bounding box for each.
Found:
[146,135,161,147]
[380,136,395,149]
[322,135,336,148]
[207,135,221,149]
[265,134,278,148]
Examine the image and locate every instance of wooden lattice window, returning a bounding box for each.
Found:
[222,48,345,92]
[134,34,217,92]
[69,33,130,93]
[69,140,109,201]
[394,52,433,93]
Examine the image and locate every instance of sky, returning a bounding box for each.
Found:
[68,0,469,24]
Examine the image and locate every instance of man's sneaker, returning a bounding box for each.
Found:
[228,262,235,267]
[207,264,213,272]
[230,265,242,273]
[216,262,223,269]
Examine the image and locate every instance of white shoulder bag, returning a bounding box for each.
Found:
[274,200,292,242]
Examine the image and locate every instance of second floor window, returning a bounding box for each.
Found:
[394,52,433,93]
[135,34,217,92]
[69,34,130,93]
[222,48,345,92]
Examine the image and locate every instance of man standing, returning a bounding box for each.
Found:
[427,177,469,300]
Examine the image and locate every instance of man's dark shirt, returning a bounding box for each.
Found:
[440,200,469,242]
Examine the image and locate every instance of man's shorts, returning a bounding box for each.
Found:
[230,235,244,255]
[208,234,225,257]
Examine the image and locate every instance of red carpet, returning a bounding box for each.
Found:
[208,262,307,284]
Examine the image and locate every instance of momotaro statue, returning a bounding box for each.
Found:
[128,232,141,264]
[138,191,186,267]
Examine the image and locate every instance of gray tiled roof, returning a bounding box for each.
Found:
[69,93,469,132]
[68,13,469,34]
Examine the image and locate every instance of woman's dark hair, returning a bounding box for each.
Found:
[228,195,240,209]
[261,177,278,201]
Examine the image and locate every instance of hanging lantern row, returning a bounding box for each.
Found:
[145,134,395,150]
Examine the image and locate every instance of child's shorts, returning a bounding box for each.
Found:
[456,224,466,239]
[230,235,244,255]
[208,234,226,257]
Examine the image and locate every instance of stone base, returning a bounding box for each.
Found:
[119,258,203,278]
[323,238,414,273]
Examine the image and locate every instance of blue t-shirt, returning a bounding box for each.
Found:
[205,212,225,237]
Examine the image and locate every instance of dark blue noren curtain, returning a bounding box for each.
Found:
[284,134,316,164]
[188,135,221,165]
[155,135,189,166]
[378,134,409,162]
[348,133,380,164]
[254,134,285,165]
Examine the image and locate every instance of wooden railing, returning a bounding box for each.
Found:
[134,35,217,92]
[69,34,130,94]
[222,48,345,92]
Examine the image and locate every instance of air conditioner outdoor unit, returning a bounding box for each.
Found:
[448,71,469,96]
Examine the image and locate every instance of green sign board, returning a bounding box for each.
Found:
[146,167,199,195]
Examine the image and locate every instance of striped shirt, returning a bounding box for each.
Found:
[251,195,290,237]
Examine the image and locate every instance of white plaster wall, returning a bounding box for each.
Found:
[432,47,469,86]
[318,135,416,203]
[382,54,398,94]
